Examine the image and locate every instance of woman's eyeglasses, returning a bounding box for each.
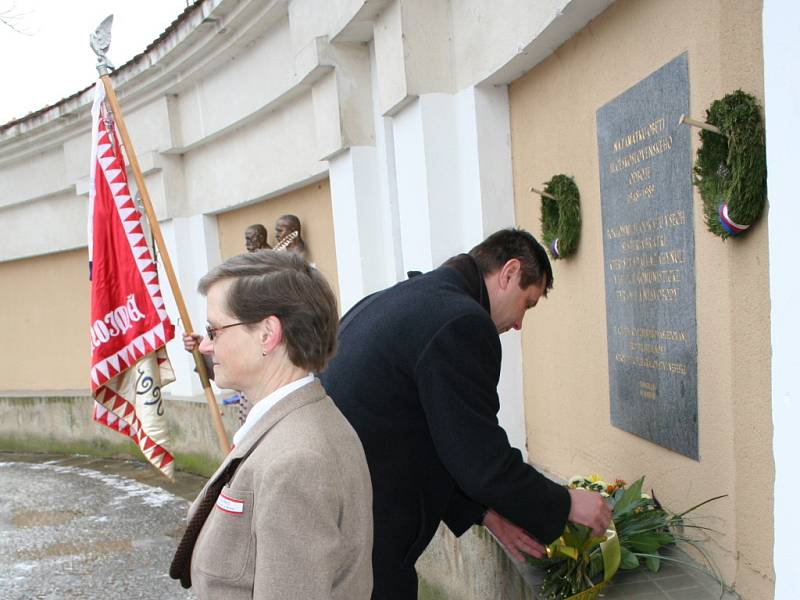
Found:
[205,321,255,341]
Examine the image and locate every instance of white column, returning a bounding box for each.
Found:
[764,2,800,598]
[326,43,408,315]
[390,86,528,457]
[457,84,528,460]
[392,94,464,272]
[329,148,390,313]
[391,97,434,272]
[370,42,405,286]
[158,214,221,397]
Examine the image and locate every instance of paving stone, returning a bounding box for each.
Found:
[603,579,670,598]
[664,587,721,600]
[0,453,204,600]
[653,574,703,591]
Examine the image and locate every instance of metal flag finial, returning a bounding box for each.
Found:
[90,14,115,76]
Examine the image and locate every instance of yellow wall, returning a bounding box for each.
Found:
[0,180,338,394]
[508,0,771,597]
[0,249,91,391]
[215,179,340,302]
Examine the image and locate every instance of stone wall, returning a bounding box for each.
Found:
[417,524,539,600]
[0,394,239,477]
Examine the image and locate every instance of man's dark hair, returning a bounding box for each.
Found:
[468,228,553,293]
[198,251,338,372]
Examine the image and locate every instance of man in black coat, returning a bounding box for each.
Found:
[321,229,611,600]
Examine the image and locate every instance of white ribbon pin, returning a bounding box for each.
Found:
[216,492,245,515]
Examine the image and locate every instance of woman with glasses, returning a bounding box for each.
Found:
[170,250,372,599]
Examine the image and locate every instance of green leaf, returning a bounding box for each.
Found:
[563,523,590,547]
[674,494,728,518]
[625,531,674,554]
[551,545,579,561]
[589,552,604,578]
[613,477,644,517]
[645,555,661,573]
[628,540,660,554]
[608,487,626,510]
[619,547,640,570]
[650,532,675,546]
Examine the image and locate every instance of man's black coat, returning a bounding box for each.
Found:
[321,255,570,599]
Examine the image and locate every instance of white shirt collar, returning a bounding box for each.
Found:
[232,373,314,447]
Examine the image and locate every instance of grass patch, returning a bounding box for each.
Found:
[0,435,221,478]
[0,435,140,460]
[172,451,222,478]
[0,395,89,406]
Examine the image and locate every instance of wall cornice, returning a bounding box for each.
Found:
[0,0,290,161]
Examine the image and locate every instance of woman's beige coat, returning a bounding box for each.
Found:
[187,378,373,599]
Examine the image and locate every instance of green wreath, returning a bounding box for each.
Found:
[540,174,581,259]
[692,90,767,238]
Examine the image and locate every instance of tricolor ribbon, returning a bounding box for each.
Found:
[718,202,750,236]
[550,238,561,259]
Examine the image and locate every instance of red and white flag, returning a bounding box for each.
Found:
[88,81,176,478]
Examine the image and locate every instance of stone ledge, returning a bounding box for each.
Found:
[0,394,239,477]
[417,522,739,599]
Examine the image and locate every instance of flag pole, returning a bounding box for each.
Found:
[92,17,230,456]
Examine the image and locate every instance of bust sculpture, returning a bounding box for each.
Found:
[274,214,306,258]
[244,224,270,252]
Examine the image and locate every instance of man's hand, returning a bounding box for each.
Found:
[482,508,545,561]
[183,333,203,353]
[567,488,612,537]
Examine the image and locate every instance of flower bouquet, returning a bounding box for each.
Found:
[526,475,725,600]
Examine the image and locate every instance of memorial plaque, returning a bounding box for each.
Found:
[596,53,698,459]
